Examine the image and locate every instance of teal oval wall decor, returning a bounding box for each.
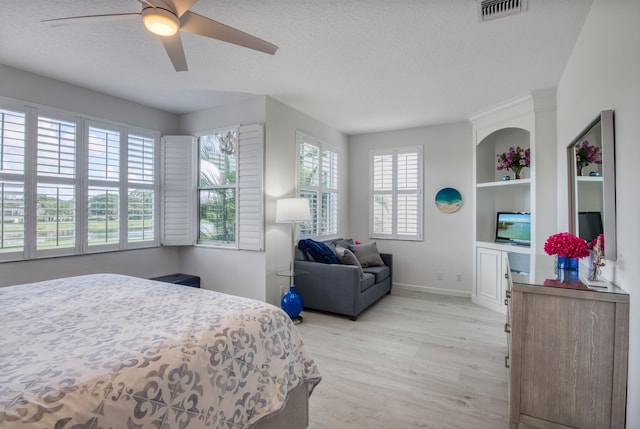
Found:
[435,187,463,213]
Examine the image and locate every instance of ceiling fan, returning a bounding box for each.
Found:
[41,0,278,72]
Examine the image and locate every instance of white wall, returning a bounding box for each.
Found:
[556,0,640,425]
[0,248,180,287]
[0,65,182,286]
[264,97,349,305]
[0,64,178,134]
[176,96,269,300]
[348,122,473,296]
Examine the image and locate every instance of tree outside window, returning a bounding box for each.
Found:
[198,128,237,245]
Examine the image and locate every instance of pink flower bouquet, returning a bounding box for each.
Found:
[543,232,589,258]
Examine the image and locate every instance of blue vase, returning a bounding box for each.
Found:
[558,269,580,283]
[557,256,579,272]
[281,285,303,319]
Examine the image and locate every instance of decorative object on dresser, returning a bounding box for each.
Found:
[586,233,607,287]
[543,231,589,277]
[276,197,312,323]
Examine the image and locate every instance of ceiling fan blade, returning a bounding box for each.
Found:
[42,13,140,27]
[160,33,188,71]
[136,0,156,7]
[179,11,278,55]
[170,0,199,17]
[136,0,174,10]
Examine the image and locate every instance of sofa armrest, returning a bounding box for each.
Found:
[380,253,393,289]
[293,260,363,316]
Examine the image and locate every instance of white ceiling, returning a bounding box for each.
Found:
[0,0,592,135]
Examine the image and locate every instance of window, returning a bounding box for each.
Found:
[163,124,263,250]
[37,115,77,250]
[87,124,120,248]
[297,132,338,239]
[198,127,238,246]
[0,99,159,261]
[128,134,155,243]
[1,109,26,254]
[370,147,423,241]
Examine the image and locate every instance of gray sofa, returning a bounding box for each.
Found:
[293,239,392,320]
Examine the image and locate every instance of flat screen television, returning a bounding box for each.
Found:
[495,212,531,246]
[578,211,603,243]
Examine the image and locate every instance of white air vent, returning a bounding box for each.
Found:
[478,0,528,22]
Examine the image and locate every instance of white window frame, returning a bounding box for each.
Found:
[296,131,339,240]
[195,125,240,248]
[0,97,160,262]
[369,146,423,241]
[188,123,264,251]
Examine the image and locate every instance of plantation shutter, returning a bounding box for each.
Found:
[0,108,26,258]
[371,151,394,237]
[35,115,77,254]
[161,135,196,246]
[396,148,422,239]
[370,146,423,241]
[237,123,264,251]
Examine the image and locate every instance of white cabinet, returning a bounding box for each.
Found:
[476,247,509,311]
[475,246,527,313]
[470,89,557,313]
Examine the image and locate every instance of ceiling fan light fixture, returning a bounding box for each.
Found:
[142,8,179,36]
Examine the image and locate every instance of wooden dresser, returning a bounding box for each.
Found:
[505,256,629,429]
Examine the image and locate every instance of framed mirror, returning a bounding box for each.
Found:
[567,110,616,260]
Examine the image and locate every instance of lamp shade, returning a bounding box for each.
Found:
[276,198,311,223]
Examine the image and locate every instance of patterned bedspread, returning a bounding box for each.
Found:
[0,274,321,428]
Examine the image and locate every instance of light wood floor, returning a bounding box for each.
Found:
[297,288,509,429]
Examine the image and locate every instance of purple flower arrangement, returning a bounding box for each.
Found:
[496,146,530,179]
[575,140,602,172]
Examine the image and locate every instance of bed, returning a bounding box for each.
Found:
[0,274,321,428]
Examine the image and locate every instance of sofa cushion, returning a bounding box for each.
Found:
[359,273,376,292]
[363,266,390,283]
[349,241,385,267]
[295,247,307,261]
[298,239,338,264]
[332,238,354,249]
[335,246,364,276]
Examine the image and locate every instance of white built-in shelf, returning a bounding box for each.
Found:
[476,241,532,254]
[577,176,603,182]
[476,178,531,188]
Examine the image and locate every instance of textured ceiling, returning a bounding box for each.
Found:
[0,0,592,135]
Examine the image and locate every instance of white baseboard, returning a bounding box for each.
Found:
[471,296,507,315]
[393,283,472,298]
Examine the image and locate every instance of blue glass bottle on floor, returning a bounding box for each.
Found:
[281,285,303,319]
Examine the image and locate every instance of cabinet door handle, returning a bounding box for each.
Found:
[505,355,510,369]
[505,290,512,299]
[504,323,511,333]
